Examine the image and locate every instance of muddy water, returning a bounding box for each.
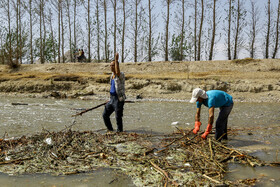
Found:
[0,96,280,186]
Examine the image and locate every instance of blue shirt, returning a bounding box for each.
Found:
[197,90,233,108]
[110,78,117,95]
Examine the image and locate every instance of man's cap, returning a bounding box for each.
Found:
[189,88,208,103]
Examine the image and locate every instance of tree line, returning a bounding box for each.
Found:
[0,0,280,65]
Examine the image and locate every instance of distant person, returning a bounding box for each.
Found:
[78,49,85,62]
[73,49,81,62]
[190,88,234,141]
[102,53,126,132]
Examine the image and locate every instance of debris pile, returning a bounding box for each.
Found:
[0,129,264,186]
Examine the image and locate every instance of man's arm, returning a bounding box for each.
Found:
[208,107,214,125]
[115,53,120,77]
[195,107,201,122]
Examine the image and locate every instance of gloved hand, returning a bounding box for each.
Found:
[193,121,202,134]
[201,124,212,139]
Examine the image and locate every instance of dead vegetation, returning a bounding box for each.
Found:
[0,127,266,186]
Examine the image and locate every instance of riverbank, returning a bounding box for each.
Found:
[1,58,280,102]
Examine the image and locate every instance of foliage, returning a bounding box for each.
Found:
[0,28,28,66]
[169,33,191,61]
[34,34,58,63]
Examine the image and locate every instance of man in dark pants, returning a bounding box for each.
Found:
[103,53,126,132]
[190,88,234,141]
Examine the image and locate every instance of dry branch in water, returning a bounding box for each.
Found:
[0,128,265,186]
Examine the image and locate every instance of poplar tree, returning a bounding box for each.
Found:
[265,0,271,59]
[272,0,280,59]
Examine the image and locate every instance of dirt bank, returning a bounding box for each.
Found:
[0,59,280,102]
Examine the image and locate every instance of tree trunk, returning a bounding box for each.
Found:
[96,0,100,62]
[16,0,19,63]
[48,9,56,63]
[209,0,216,61]
[197,0,204,61]
[66,0,73,62]
[74,0,77,58]
[42,1,46,64]
[104,0,108,62]
[18,0,23,64]
[121,0,126,63]
[87,0,91,62]
[29,0,33,64]
[227,0,232,60]
[40,0,43,63]
[134,0,138,63]
[58,0,61,63]
[148,0,152,62]
[194,0,197,61]
[113,0,117,55]
[8,0,12,64]
[165,0,170,61]
[61,5,65,63]
[273,0,280,58]
[180,0,185,61]
[249,0,258,59]
[265,0,271,59]
[233,0,240,60]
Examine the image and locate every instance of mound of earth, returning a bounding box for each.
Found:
[0,59,280,102]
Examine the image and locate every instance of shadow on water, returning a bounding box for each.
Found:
[0,96,280,186]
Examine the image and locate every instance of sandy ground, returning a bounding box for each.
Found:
[0,58,280,102]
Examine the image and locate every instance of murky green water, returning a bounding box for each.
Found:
[0,96,280,186]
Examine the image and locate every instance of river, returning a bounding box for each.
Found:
[0,96,280,186]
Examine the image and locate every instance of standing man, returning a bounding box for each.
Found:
[103,53,126,132]
[190,88,234,141]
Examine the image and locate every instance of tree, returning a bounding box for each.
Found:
[110,0,117,55]
[226,0,232,60]
[162,0,175,61]
[34,34,58,63]
[26,0,34,64]
[102,0,109,62]
[272,0,280,58]
[47,8,57,63]
[84,0,92,62]
[233,0,246,60]
[131,0,142,63]
[197,0,204,61]
[66,0,73,62]
[209,0,217,61]
[179,0,186,61]
[121,0,127,62]
[4,0,13,64]
[147,0,159,62]
[265,0,271,59]
[95,0,101,62]
[58,0,61,63]
[73,0,78,56]
[247,0,260,59]
[194,0,197,61]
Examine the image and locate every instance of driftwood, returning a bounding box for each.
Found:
[0,128,267,186]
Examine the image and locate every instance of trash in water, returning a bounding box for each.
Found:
[45,138,52,145]
[171,121,179,126]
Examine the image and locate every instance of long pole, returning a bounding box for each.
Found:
[72,100,135,117]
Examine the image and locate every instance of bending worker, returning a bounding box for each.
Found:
[103,53,126,132]
[190,88,234,141]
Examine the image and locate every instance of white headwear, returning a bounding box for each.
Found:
[189,88,208,103]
